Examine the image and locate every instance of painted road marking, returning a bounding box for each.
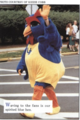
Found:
[66,66,79,69]
[0,81,79,85]
[35,112,79,119]
[62,75,79,80]
[0,98,4,106]
[0,93,79,97]
[0,73,25,76]
[0,68,16,72]
[58,81,79,84]
[0,68,25,73]
[0,66,79,72]
[0,74,79,80]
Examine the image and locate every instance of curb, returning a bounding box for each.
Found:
[0,52,78,62]
[0,57,21,62]
[62,51,78,55]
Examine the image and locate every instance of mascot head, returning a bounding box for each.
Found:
[23,10,45,44]
[23,5,62,52]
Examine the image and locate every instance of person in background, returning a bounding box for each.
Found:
[75,25,79,54]
[66,23,70,36]
[66,23,71,48]
[68,23,75,51]
[60,36,63,56]
[73,20,78,36]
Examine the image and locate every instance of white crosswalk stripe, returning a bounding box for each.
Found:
[0,73,79,80]
[0,93,79,97]
[35,112,79,119]
[0,81,79,85]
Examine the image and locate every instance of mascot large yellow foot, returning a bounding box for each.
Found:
[20,113,35,118]
[44,86,60,115]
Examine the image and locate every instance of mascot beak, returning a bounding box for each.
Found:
[23,25,32,37]
[23,10,41,38]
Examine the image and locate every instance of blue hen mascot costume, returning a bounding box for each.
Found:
[17,5,65,118]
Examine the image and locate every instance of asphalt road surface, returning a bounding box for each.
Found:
[0,54,79,119]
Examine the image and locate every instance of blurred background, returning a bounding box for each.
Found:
[0,5,79,45]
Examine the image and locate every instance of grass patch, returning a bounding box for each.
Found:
[0,51,23,58]
[62,47,78,53]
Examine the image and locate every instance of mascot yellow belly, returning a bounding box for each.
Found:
[25,43,65,88]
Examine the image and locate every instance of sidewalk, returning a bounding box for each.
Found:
[0,47,25,53]
[0,44,26,53]
[0,44,78,62]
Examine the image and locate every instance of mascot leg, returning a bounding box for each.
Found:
[32,85,45,100]
[44,86,60,115]
[21,85,44,118]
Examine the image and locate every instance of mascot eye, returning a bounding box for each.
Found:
[31,21,40,27]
